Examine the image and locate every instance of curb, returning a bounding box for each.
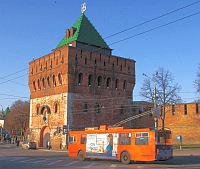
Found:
[37,148,68,153]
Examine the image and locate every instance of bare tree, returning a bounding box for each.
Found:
[140,67,182,129]
[4,100,30,135]
[194,63,200,101]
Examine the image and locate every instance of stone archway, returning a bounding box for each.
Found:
[40,126,50,147]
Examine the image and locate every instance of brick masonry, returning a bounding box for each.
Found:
[28,44,136,149]
[158,103,200,145]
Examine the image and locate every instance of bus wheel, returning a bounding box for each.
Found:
[78,150,85,161]
[121,152,130,164]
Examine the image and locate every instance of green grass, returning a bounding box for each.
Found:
[173,144,200,149]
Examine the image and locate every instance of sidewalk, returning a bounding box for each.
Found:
[1,143,68,152]
[37,146,68,153]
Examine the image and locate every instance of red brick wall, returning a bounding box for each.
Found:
[158,103,200,144]
[28,44,136,149]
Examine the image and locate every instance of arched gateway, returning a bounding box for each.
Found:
[39,126,50,147]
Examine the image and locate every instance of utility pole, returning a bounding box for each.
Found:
[0,104,3,144]
[142,73,158,130]
[153,81,158,130]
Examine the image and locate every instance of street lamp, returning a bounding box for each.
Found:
[142,73,158,130]
[0,104,3,118]
[0,104,3,144]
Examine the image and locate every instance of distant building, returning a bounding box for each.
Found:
[28,12,136,149]
[131,101,154,128]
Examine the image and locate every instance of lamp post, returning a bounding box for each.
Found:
[0,104,3,119]
[0,104,3,144]
[142,73,158,130]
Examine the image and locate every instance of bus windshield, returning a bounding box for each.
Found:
[156,130,172,145]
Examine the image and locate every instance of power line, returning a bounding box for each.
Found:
[0,74,28,86]
[1,1,199,86]
[0,68,28,79]
[104,1,200,39]
[0,2,199,101]
[109,12,200,46]
[0,93,29,99]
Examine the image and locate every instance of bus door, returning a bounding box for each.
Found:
[68,134,77,157]
[155,130,173,161]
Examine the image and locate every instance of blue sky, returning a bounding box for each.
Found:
[0,0,199,110]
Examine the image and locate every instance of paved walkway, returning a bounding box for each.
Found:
[0,143,68,152]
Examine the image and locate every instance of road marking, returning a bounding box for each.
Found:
[83,163,97,168]
[21,158,36,163]
[48,160,63,165]
[0,157,8,161]
[32,159,49,163]
[63,161,78,166]
[10,157,28,161]
[109,164,117,168]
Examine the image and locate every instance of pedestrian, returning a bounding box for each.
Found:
[46,140,48,149]
[47,140,51,150]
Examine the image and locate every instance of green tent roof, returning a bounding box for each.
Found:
[56,14,110,49]
[3,107,9,115]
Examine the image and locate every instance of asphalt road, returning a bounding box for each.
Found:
[0,144,200,169]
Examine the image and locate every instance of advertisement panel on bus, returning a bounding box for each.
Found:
[86,133,118,159]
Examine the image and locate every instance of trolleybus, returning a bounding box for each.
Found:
[68,125,173,164]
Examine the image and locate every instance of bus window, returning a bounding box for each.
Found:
[135,132,149,145]
[69,135,77,143]
[119,133,131,145]
[81,134,87,144]
[157,130,172,145]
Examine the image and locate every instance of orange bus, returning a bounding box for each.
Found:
[68,125,173,164]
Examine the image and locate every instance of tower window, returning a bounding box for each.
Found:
[42,78,46,89]
[38,79,41,90]
[58,73,62,85]
[88,75,93,86]
[52,75,56,87]
[94,59,97,67]
[128,66,130,73]
[184,104,187,115]
[104,61,106,69]
[120,106,124,116]
[95,104,100,114]
[106,77,111,88]
[123,80,127,91]
[33,81,36,91]
[36,104,40,115]
[78,73,83,85]
[97,76,102,87]
[196,103,199,114]
[90,52,92,60]
[84,104,88,113]
[172,105,175,116]
[112,63,114,70]
[47,76,51,88]
[115,79,119,90]
[55,103,58,113]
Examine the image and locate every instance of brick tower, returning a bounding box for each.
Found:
[28,12,136,149]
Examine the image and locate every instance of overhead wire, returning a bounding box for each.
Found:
[0,1,199,101]
[104,0,200,39]
[1,1,199,85]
